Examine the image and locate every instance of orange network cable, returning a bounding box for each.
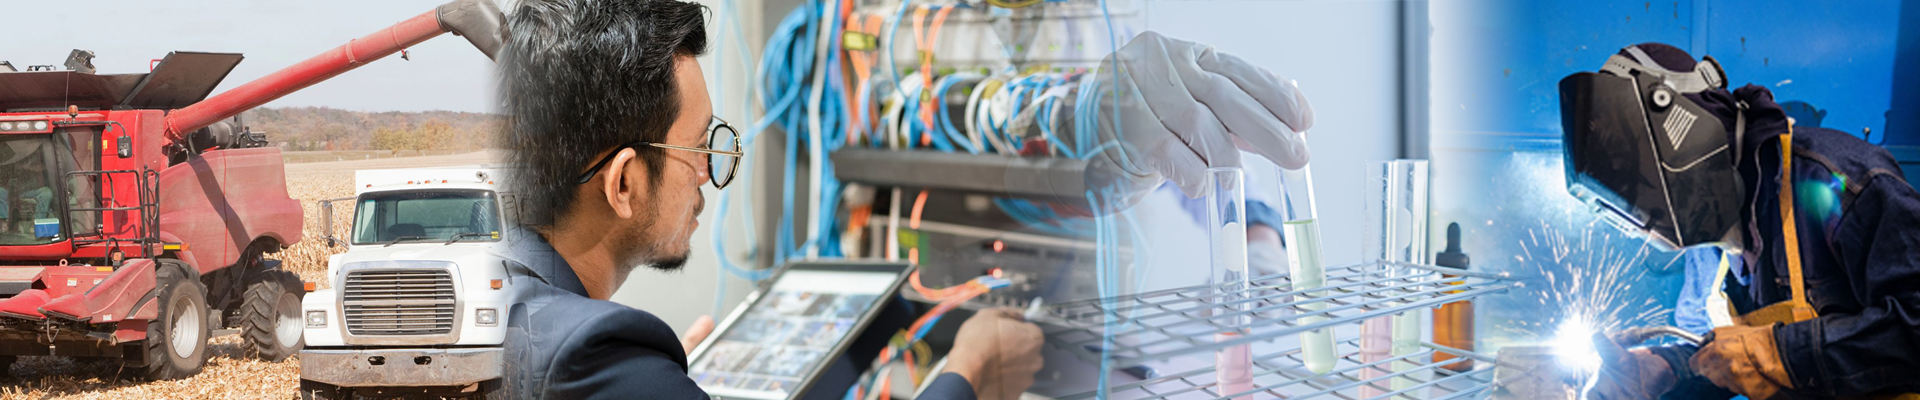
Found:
[836,0,860,147]
[909,269,997,300]
[846,12,885,146]
[906,189,930,264]
[868,283,988,390]
[910,4,955,147]
[843,203,872,256]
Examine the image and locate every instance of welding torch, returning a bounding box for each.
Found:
[1612,325,1707,346]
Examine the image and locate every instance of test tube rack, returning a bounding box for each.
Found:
[1038,261,1519,399]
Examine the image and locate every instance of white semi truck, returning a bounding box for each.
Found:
[298,166,514,399]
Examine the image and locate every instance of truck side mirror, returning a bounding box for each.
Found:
[116,135,132,158]
[320,199,342,248]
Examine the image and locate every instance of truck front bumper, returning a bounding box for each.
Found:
[300,347,503,388]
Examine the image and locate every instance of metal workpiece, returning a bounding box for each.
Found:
[1488,346,1582,400]
[1040,261,1518,399]
[299,348,504,388]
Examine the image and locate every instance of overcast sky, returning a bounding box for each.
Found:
[6,0,498,113]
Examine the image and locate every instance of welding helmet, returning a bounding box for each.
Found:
[1558,43,1745,251]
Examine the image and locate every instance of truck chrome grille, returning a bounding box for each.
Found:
[342,269,456,335]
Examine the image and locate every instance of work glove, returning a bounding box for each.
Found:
[1587,332,1679,400]
[1693,324,1793,400]
[1085,31,1314,208]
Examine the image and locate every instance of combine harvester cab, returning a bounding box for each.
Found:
[299,167,515,399]
[0,0,504,381]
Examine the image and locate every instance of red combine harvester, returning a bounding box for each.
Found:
[0,0,502,380]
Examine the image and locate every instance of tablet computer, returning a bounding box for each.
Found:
[686,261,914,400]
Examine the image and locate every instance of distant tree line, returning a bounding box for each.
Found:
[245,106,501,152]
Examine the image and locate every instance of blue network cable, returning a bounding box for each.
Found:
[751,1,818,265]
[933,75,983,154]
[884,1,913,99]
[754,0,861,263]
[814,0,849,258]
[1036,95,1076,159]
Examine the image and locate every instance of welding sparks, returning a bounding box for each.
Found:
[1501,216,1682,356]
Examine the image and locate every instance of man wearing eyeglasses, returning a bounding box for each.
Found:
[490,0,1041,399]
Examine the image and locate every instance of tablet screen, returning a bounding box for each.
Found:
[690,268,903,399]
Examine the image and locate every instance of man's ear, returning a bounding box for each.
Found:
[601,148,641,219]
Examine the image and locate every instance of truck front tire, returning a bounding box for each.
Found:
[243,269,305,361]
[138,260,210,380]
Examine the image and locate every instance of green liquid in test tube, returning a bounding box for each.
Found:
[1382,160,1432,393]
[1280,165,1333,375]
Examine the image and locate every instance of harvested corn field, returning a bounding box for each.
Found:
[0,150,500,400]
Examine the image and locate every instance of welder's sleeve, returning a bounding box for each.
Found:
[1772,173,1920,397]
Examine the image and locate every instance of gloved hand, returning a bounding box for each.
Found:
[1247,223,1288,278]
[1692,324,1792,399]
[1086,31,1314,207]
[1587,332,1679,400]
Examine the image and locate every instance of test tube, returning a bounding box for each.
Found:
[1358,162,1391,396]
[1359,304,1392,396]
[1371,160,1432,392]
[1206,168,1253,399]
[1279,165,1333,375]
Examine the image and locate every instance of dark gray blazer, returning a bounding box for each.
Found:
[493,229,977,400]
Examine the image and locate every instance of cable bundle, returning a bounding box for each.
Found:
[848,273,1009,399]
[707,0,1133,313]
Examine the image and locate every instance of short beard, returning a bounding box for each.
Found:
[609,244,687,288]
[610,211,659,289]
[649,256,689,272]
[608,206,693,288]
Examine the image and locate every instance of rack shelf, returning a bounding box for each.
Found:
[829,148,1088,202]
[1035,261,1520,399]
[1059,341,1501,400]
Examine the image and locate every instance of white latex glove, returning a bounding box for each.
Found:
[1087,31,1315,206]
[1248,223,1288,278]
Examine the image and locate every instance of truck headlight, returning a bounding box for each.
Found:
[306,310,328,328]
[475,308,498,326]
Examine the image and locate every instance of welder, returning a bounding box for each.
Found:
[1559,43,1920,399]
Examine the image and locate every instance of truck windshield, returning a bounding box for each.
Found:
[350,190,501,246]
[0,134,62,245]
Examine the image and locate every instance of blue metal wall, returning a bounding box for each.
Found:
[1426,0,1916,352]
[1432,0,1915,168]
